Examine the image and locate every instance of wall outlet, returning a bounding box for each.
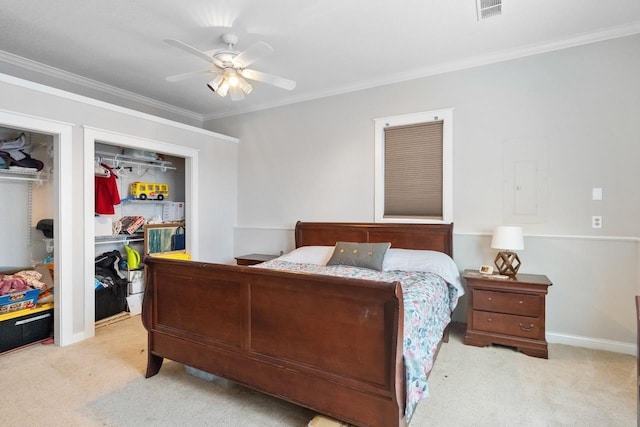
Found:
[592,215,602,229]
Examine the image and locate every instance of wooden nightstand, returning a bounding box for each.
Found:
[463,270,552,359]
[235,253,279,266]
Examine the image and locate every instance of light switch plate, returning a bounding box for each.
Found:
[592,188,602,201]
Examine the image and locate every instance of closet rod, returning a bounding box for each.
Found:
[95,237,144,246]
[103,158,176,171]
[95,151,176,171]
[0,173,47,183]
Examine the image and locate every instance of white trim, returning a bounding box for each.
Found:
[234,225,295,231]
[83,127,199,339]
[0,109,75,346]
[235,226,640,243]
[0,51,202,123]
[374,108,453,224]
[0,108,74,129]
[0,72,238,144]
[547,331,636,356]
[205,22,640,120]
[454,230,639,243]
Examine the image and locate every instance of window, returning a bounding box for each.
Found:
[374,108,453,223]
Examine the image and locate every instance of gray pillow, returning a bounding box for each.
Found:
[326,242,391,271]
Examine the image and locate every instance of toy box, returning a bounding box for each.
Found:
[0,264,53,314]
[0,288,40,314]
[0,302,54,353]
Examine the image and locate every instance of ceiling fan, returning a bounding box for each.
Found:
[165,33,296,101]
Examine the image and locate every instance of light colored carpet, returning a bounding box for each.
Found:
[0,315,635,426]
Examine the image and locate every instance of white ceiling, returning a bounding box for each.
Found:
[0,0,639,122]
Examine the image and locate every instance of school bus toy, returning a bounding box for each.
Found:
[130,182,169,200]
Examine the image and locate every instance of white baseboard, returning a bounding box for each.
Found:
[547,331,636,356]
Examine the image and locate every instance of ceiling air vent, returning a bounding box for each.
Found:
[476,0,502,20]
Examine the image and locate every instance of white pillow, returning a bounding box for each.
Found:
[382,248,464,296]
[276,246,335,265]
[276,246,465,297]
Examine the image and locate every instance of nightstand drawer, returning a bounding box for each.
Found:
[463,270,551,358]
[473,289,541,317]
[472,310,543,340]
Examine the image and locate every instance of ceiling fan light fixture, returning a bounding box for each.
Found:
[206,74,224,92]
[217,80,230,97]
[227,73,239,87]
[166,33,296,99]
[238,77,253,95]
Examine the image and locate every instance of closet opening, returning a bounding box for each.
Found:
[0,128,55,352]
[0,110,73,347]
[93,142,186,324]
[83,127,199,339]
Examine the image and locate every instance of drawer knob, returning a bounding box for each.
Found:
[487,297,492,301]
[518,300,523,304]
[519,322,534,331]
[487,318,492,322]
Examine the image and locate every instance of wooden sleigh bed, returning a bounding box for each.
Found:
[142,221,456,427]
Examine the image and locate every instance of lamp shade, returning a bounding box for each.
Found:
[491,226,524,251]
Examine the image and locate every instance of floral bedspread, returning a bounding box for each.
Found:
[255,260,460,420]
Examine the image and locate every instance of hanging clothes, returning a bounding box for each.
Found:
[95,163,121,215]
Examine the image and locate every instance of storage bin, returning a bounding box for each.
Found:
[0,288,40,314]
[95,280,127,321]
[127,269,144,295]
[95,216,114,237]
[0,264,53,314]
[0,303,53,353]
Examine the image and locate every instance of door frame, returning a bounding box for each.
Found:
[0,109,74,345]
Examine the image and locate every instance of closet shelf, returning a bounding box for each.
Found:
[0,168,48,183]
[95,150,176,172]
[122,199,176,205]
[95,233,144,246]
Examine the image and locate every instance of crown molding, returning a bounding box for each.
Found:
[0,50,203,123]
[203,21,640,120]
[0,19,638,123]
[0,72,238,142]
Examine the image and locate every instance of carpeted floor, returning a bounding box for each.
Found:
[0,315,635,426]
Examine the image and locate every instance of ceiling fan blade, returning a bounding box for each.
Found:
[233,41,273,68]
[229,86,245,101]
[164,39,224,68]
[241,69,296,91]
[166,69,216,82]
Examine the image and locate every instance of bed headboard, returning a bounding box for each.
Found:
[294,221,453,257]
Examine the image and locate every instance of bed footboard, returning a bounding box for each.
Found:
[142,257,406,427]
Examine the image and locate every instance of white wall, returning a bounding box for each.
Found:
[0,74,239,345]
[208,34,640,354]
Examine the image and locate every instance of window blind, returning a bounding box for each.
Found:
[383,121,443,218]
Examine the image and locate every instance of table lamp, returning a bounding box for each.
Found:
[491,225,524,277]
